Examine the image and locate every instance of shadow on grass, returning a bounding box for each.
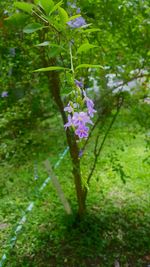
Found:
[9,203,150,267]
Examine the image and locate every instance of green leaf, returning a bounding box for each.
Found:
[35,42,66,51]
[77,43,98,54]
[23,23,44,33]
[14,2,35,14]
[76,64,103,70]
[49,0,63,15]
[49,43,66,50]
[35,41,50,46]
[83,28,101,33]
[35,0,54,15]
[4,13,29,28]
[67,14,81,22]
[58,7,68,24]
[33,66,69,72]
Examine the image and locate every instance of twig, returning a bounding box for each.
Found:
[86,97,123,185]
[82,115,102,153]
[110,72,149,94]
[81,72,149,153]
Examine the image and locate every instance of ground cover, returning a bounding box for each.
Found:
[0,110,150,267]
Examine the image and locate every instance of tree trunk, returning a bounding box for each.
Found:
[45,64,86,218]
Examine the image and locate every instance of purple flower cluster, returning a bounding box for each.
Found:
[67,16,86,28]
[67,2,77,9]
[64,80,96,139]
[65,111,92,138]
[67,2,81,13]
[67,1,86,28]
[1,91,8,98]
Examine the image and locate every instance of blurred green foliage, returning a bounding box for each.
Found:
[0,0,149,163]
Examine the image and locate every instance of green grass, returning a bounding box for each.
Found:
[0,111,150,267]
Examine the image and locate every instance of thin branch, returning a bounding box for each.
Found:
[110,72,150,94]
[81,72,149,153]
[82,115,101,153]
[86,97,123,185]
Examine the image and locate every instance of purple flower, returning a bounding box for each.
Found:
[63,90,96,139]
[1,91,8,98]
[64,115,72,129]
[86,98,94,108]
[64,102,79,113]
[64,103,74,113]
[86,98,96,117]
[78,149,83,158]
[67,2,81,14]
[72,112,93,126]
[76,8,81,14]
[67,16,86,28]
[87,106,96,117]
[67,2,77,8]
[84,92,97,118]
[75,125,89,139]
[75,79,83,88]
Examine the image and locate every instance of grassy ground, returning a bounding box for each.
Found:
[0,111,150,267]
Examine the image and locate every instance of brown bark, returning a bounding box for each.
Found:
[44,59,86,217]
